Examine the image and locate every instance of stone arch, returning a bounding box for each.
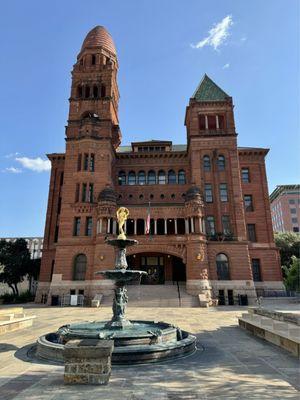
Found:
[126,244,186,264]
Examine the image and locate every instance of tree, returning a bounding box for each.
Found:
[282,256,300,292]
[274,232,300,269]
[0,239,31,295]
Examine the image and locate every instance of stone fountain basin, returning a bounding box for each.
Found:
[96,269,147,282]
[35,320,197,364]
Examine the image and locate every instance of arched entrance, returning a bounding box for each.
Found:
[127,253,186,285]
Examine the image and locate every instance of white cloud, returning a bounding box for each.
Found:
[15,157,51,172]
[191,15,233,50]
[4,152,20,159]
[3,167,22,174]
[241,36,247,42]
[222,63,230,69]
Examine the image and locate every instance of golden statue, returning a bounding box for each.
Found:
[116,207,129,240]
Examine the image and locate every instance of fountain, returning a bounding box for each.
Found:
[36,208,196,364]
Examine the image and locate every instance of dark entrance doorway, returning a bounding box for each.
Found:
[172,256,186,282]
[127,253,186,285]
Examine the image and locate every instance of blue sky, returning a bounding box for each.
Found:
[0,0,299,237]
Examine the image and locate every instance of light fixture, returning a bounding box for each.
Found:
[100,255,104,261]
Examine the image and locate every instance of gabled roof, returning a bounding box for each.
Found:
[192,74,230,102]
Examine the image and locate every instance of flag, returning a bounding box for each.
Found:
[145,202,151,234]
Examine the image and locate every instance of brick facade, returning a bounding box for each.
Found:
[36,26,283,306]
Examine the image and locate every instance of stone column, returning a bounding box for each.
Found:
[202,218,206,234]
[216,115,219,129]
[134,219,137,235]
[185,218,189,234]
[112,220,117,235]
[124,220,127,233]
[99,218,103,234]
[164,219,167,235]
[174,219,178,235]
[154,219,157,235]
[107,218,111,234]
[198,217,202,233]
[191,217,194,233]
[205,115,208,130]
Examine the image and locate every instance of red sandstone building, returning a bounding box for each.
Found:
[36,26,283,306]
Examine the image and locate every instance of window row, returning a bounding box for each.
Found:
[77,153,95,172]
[75,183,94,203]
[76,84,106,99]
[205,215,232,238]
[97,217,205,235]
[206,217,257,242]
[73,216,93,237]
[203,155,226,172]
[199,114,225,131]
[204,183,228,203]
[71,252,262,282]
[119,193,183,200]
[79,54,114,68]
[118,170,186,185]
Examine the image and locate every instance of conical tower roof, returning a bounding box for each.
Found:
[192,74,230,102]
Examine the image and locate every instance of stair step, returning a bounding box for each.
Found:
[101,285,198,308]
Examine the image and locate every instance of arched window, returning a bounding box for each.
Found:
[91,54,96,65]
[158,170,166,184]
[101,84,106,98]
[148,170,156,185]
[138,171,146,185]
[93,85,98,98]
[77,85,83,99]
[128,171,136,185]
[168,170,176,184]
[118,171,126,186]
[85,86,90,98]
[73,254,87,281]
[203,155,211,172]
[217,155,225,171]
[178,170,186,184]
[216,253,230,280]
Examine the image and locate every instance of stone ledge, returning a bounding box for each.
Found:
[0,316,36,335]
[239,318,300,358]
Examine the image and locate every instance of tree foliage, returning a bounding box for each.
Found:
[282,256,300,292]
[0,239,32,295]
[274,232,300,268]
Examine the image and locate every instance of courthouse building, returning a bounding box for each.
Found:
[36,26,283,306]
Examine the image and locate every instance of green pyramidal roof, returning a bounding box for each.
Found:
[192,74,230,102]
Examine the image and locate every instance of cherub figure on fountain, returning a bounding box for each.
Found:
[116,207,129,240]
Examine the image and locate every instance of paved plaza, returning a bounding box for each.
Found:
[0,304,299,399]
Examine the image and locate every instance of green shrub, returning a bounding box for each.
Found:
[0,289,35,304]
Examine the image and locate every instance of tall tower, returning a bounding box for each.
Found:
[184,74,256,302]
[36,26,121,302]
[67,26,121,145]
